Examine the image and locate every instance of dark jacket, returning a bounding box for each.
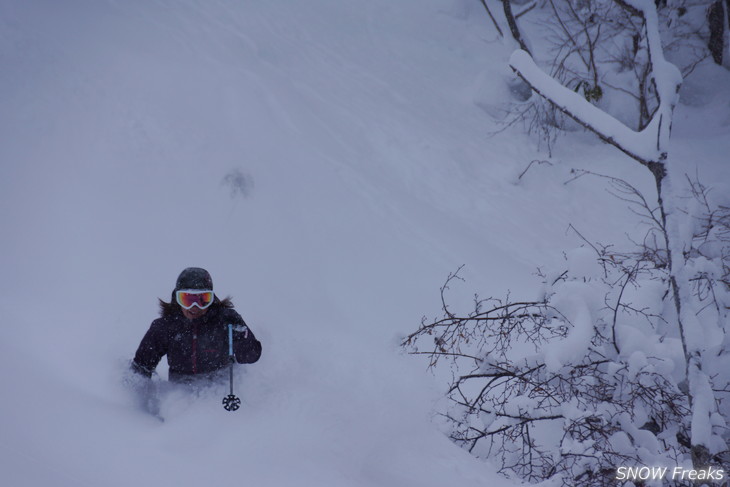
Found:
[132,296,261,382]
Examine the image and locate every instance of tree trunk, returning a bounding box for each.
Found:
[502,0,531,55]
[708,0,725,65]
[726,0,730,67]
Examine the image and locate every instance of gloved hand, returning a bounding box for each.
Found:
[123,363,163,421]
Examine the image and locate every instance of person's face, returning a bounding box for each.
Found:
[182,305,208,320]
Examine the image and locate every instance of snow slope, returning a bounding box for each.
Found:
[1,1,728,486]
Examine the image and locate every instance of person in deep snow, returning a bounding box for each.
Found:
[129,267,261,413]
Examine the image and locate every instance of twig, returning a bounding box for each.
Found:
[478,0,504,38]
[518,159,553,180]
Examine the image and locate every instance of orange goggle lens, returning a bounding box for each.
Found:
[176,290,214,310]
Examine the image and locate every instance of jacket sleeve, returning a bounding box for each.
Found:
[227,311,262,364]
[131,319,168,378]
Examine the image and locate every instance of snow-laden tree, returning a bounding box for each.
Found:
[510,0,728,468]
[492,0,721,153]
[404,0,730,485]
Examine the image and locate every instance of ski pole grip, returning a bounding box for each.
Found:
[228,324,234,357]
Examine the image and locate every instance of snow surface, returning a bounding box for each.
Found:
[1,0,728,486]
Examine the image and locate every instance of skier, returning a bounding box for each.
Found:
[128,267,262,415]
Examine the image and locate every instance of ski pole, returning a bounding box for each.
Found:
[222,324,241,411]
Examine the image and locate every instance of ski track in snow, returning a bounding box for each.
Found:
[1,0,728,486]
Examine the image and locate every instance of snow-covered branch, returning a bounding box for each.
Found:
[510,49,660,166]
[508,0,682,170]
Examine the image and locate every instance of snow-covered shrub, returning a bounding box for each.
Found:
[402,175,730,487]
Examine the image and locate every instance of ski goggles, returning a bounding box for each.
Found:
[176,289,215,310]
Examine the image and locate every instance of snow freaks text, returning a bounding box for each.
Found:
[615,466,725,482]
